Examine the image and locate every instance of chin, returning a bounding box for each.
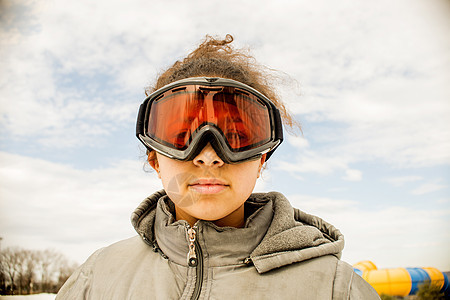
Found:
[190,205,232,221]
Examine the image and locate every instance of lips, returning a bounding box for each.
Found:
[188,178,229,194]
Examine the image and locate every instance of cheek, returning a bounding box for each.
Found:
[159,170,198,209]
[160,171,191,193]
[159,167,190,192]
[156,155,191,193]
[232,162,261,194]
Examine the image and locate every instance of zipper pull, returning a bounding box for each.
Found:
[244,257,253,265]
[187,227,198,267]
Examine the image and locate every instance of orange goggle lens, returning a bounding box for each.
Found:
[147,85,272,151]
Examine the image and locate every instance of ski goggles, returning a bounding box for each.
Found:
[136,77,283,163]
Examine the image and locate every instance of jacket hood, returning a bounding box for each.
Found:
[131,190,344,273]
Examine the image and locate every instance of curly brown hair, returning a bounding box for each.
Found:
[146,34,299,132]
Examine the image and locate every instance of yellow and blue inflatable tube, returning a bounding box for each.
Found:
[353,261,449,297]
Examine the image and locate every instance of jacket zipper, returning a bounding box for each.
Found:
[187,225,203,300]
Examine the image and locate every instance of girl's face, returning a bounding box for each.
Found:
[150,144,265,227]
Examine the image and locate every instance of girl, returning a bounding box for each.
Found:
[57,35,379,299]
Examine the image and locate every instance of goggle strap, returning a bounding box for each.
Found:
[136,103,146,137]
[264,105,284,161]
[273,106,284,141]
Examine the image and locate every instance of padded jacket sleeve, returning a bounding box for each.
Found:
[333,260,380,300]
[56,248,104,300]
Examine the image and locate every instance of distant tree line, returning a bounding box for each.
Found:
[379,283,446,300]
[0,247,78,295]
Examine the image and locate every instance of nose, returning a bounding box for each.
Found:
[193,143,224,167]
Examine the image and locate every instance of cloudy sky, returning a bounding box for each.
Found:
[1,0,449,271]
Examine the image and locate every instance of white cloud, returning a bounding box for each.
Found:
[270,0,450,172]
[437,198,449,204]
[342,169,362,181]
[277,149,348,175]
[276,141,363,181]
[385,176,423,187]
[277,73,450,175]
[287,136,309,149]
[411,182,447,195]
[288,194,357,214]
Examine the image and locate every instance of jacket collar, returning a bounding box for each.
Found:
[154,194,273,267]
[249,192,344,273]
[131,190,344,273]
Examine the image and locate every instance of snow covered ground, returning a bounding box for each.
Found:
[0,294,55,300]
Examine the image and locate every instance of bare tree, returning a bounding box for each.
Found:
[19,250,37,294]
[55,257,78,292]
[0,247,21,294]
[36,249,63,292]
[0,246,79,295]
[0,252,7,294]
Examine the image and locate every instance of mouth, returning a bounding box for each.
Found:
[188,178,229,194]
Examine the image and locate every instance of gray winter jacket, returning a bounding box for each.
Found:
[57,190,379,299]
